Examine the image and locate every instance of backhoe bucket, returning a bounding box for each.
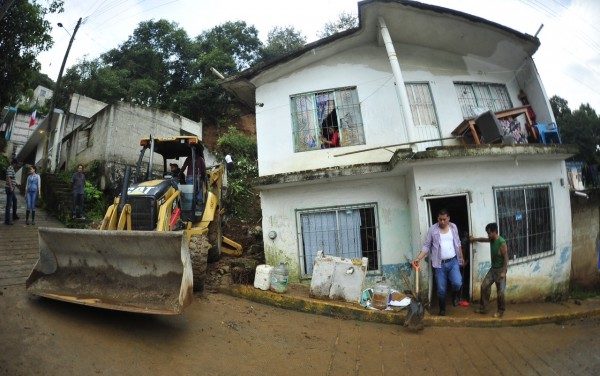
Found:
[26,228,193,315]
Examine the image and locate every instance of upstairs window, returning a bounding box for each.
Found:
[290,87,365,152]
[455,82,512,119]
[405,83,438,126]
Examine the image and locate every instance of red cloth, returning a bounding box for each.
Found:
[28,110,37,128]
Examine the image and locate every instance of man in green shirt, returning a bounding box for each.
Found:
[470,222,509,318]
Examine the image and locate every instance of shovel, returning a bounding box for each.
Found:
[404,261,424,331]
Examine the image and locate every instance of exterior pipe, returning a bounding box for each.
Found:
[378,16,416,148]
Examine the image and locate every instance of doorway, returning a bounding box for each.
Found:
[426,194,471,304]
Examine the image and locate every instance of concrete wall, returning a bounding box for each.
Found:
[260,174,411,286]
[570,191,600,289]
[411,158,572,302]
[255,42,548,177]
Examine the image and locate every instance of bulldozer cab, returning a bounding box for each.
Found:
[135,136,207,223]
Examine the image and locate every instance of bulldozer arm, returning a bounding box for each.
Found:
[26,228,193,315]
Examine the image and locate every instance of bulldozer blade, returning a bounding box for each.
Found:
[26,228,193,315]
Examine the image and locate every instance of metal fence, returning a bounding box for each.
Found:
[494,184,554,262]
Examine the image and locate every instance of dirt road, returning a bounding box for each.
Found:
[1,285,599,376]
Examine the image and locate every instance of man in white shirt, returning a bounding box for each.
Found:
[413,209,465,316]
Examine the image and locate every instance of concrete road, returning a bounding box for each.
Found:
[0,285,599,376]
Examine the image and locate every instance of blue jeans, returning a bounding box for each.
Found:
[73,193,84,217]
[4,187,16,223]
[26,191,38,211]
[434,257,462,299]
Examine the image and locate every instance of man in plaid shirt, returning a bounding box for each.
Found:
[4,158,19,225]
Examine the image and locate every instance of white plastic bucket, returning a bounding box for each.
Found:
[254,264,273,290]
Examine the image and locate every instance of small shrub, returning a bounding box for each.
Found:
[0,154,8,180]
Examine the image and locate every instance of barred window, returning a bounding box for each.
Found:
[405,83,438,126]
[455,82,512,119]
[494,185,554,262]
[298,204,379,275]
[290,87,365,152]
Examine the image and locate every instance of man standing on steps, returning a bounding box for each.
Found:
[412,209,465,316]
[4,158,19,225]
[470,222,509,318]
[72,164,86,219]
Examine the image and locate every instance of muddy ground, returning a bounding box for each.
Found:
[1,285,599,376]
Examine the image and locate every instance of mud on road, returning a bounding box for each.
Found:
[2,284,600,376]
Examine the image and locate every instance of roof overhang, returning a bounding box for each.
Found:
[223,0,540,108]
[256,144,577,190]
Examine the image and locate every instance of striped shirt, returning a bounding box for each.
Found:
[5,165,15,190]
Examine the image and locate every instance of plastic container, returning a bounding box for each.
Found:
[270,262,289,293]
[372,277,390,310]
[254,264,273,291]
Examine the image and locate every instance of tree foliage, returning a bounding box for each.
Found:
[260,26,306,62]
[550,95,600,164]
[0,0,63,108]
[59,20,264,124]
[317,12,358,39]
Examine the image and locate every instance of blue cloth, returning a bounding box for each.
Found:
[26,191,37,211]
[434,256,462,299]
[72,172,85,194]
[26,174,40,192]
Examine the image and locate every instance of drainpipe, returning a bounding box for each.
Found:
[378,16,416,149]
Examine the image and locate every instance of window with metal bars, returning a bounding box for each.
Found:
[405,82,438,126]
[290,87,365,152]
[454,82,513,119]
[494,184,554,262]
[298,204,379,275]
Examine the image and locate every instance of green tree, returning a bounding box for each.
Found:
[550,95,600,164]
[260,26,306,62]
[317,11,358,39]
[0,0,63,108]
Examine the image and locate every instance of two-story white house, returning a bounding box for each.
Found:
[224,0,576,304]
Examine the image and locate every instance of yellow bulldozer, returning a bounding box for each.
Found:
[25,136,241,315]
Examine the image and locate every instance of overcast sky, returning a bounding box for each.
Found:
[39,0,600,112]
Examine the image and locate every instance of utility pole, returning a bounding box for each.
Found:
[42,17,82,172]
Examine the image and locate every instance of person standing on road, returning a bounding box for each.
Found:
[412,209,465,316]
[470,222,509,318]
[4,158,19,225]
[25,165,41,225]
[72,164,86,219]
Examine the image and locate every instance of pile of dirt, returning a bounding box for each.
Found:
[206,218,265,290]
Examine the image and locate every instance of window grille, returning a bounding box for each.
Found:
[77,129,91,154]
[298,204,379,275]
[405,83,438,126]
[290,87,365,152]
[494,184,554,262]
[455,82,512,119]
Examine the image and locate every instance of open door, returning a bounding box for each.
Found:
[425,194,471,305]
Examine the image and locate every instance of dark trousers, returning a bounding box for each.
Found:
[4,188,16,223]
[226,162,234,172]
[73,193,84,217]
[480,267,506,313]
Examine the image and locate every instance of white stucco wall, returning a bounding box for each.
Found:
[255,42,548,177]
[260,175,411,283]
[410,158,572,301]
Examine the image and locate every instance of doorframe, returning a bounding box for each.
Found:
[424,193,472,302]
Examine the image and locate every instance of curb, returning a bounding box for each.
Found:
[219,285,600,328]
